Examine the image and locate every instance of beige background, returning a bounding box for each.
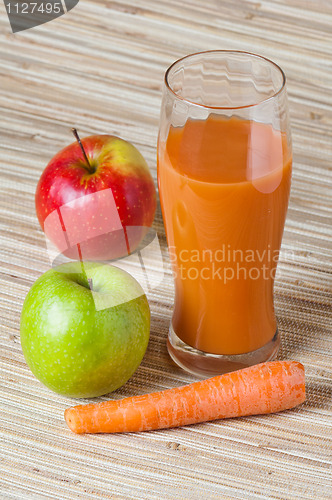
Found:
[0,1,331,499]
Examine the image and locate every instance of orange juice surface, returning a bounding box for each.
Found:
[158,115,292,355]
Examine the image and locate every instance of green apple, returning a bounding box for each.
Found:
[20,262,150,398]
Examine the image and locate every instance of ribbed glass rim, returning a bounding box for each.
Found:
[164,50,286,110]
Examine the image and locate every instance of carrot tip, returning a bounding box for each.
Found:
[64,409,77,433]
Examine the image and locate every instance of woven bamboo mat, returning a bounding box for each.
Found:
[0,1,331,499]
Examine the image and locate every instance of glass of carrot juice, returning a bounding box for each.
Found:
[157,51,292,377]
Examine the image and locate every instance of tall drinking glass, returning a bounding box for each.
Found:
[157,51,292,376]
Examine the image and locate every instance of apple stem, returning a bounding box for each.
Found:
[77,243,92,291]
[71,128,93,173]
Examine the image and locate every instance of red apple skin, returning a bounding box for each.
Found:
[35,135,157,261]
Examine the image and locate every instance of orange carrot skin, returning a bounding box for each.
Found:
[64,361,305,434]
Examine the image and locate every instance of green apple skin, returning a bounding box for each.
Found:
[20,262,150,398]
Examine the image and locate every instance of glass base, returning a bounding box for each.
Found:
[167,325,280,377]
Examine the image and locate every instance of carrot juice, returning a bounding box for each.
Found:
[158,115,292,355]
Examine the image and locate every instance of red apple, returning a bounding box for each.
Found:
[35,134,157,261]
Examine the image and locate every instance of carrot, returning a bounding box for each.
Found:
[64,360,305,434]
